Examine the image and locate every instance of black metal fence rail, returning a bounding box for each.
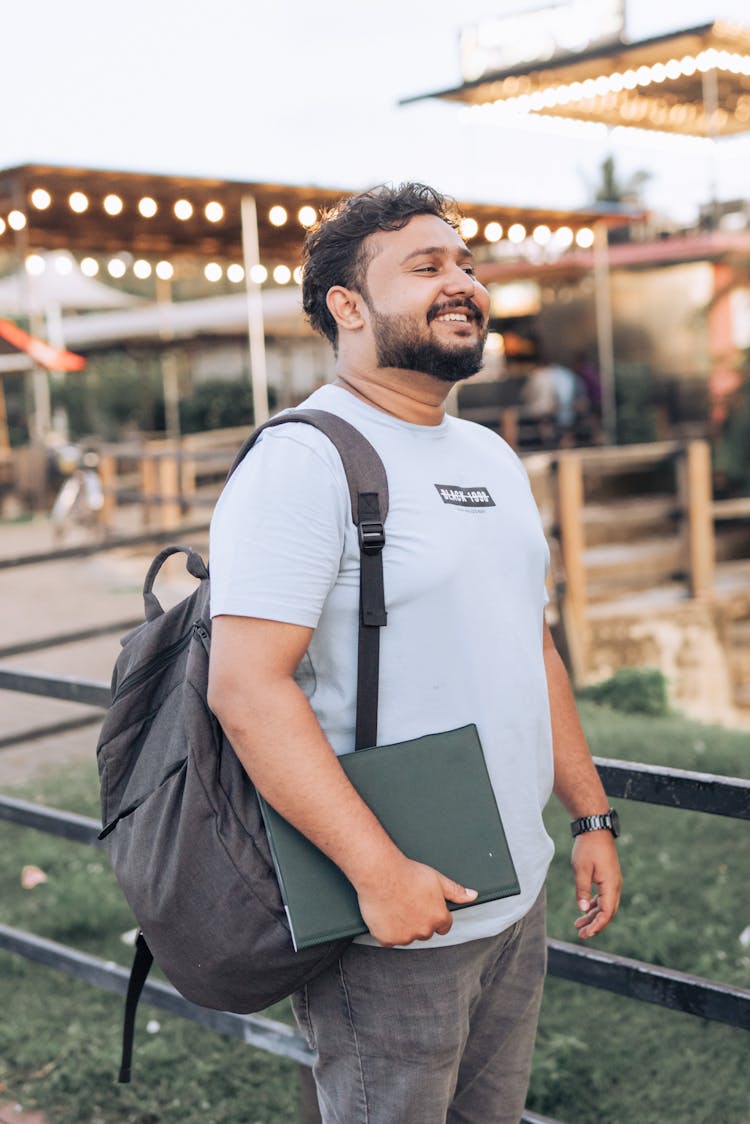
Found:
[2,667,749,1123]
[2,793,748,1034]
[4,664,749,821]
[0,618,141,661]
[0,923,312,1067]
[0,522,209,570]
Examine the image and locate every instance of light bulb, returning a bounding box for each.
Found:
[103,194,123,216]
[31,189,51,210]
[69,192,89,213]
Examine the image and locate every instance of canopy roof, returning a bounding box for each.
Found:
[0,252,140,315]
[403,21,750,138]
[0,164,635,278]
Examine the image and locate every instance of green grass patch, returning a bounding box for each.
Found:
[0,704,748,1123]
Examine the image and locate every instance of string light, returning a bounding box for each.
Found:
[484,222,503,242]
[249,264,268,284]
[53,252,73,275]
[532,224,552,246]
[0,218,6,235]
[174,199,193,220]
[107,257,127,279]
[273,264,291,284]
[25,254,46,275]
[508,223,526,244]
[459,217,479,240]
[30,189,51,210]
[155,260,174,280]
[227,263,245,283]
[204,262,223,282]
[8,210,26,231]
[69,191,89,213]
[103,194,123,216]
[482,49,750,133]
[269,206,287,226]
[80,257,99,277]
[293,266,303,284]
[575,227,595,248]
[205,201,224,223]
[553,226,574,249]
[298,205,317,228]
[138,196,158,218]
[133,259,152,279]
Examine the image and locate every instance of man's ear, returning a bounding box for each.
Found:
[326,286,366,333]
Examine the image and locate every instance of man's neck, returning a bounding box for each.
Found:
[333,367,448,427]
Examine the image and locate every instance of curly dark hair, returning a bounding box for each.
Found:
[301,183,461,351]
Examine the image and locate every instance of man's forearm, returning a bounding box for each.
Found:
[213,671,402,892]
[543,629,609,815]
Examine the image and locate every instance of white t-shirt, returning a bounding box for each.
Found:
[210,383,554,947]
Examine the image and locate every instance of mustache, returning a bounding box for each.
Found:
[426,297,485,325]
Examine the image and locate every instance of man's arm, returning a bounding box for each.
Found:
[207,614,477,947]
[543,622,622,939]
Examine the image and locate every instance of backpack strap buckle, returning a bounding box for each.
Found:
[358,521,385,554]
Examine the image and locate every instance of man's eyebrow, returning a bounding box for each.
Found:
[399,245,475,265]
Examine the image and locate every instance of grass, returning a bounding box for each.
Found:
[0,703,748,1123]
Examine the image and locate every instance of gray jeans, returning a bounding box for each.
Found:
[291,890,546,1124]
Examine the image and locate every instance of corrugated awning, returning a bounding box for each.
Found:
[402,21,750,138]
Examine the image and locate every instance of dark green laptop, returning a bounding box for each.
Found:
[258,723,520,951]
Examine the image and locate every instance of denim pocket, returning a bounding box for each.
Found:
[291,985,316,1051]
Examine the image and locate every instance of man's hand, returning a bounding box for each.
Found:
[357,855,478,947]
[571,832,622,939]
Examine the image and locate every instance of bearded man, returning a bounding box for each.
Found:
[208,183,621,1124]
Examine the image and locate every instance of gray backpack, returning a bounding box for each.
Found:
[96,409,389,1080]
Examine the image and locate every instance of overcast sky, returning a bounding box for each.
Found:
[4,0,749,222]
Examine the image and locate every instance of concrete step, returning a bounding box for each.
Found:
[582,495,679,546]
[584,538,684,599]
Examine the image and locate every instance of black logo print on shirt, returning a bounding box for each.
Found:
[434,484,496,508]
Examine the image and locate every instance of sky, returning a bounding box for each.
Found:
[3,0,749,224]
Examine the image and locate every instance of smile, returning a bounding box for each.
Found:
[435,312,470,323]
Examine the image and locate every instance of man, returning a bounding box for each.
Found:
[208,183,621,1123]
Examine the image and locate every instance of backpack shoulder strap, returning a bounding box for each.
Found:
[228,408,388,751]
[227,408,389,526]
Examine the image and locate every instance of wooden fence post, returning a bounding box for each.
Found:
[681,440,715,599]
[158,454,181,531]
[97,452,116,533]
[556,453,588,681]
[140,453,158,528]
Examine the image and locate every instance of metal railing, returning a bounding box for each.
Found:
[1,659,749,1124]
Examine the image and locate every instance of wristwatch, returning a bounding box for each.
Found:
[570,808,620,839]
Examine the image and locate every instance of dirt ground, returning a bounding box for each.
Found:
[0,515,207,789]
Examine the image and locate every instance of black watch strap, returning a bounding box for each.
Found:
[570,808,620,839]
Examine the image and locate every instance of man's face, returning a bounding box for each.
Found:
[358,214,490,383]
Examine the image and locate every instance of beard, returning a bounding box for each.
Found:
[369,302,488,384]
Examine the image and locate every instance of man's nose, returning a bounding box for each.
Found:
[442,263,476,294]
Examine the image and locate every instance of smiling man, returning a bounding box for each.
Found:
[208,184,621,1124]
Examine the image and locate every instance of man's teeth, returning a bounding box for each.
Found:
[437,313,469,322]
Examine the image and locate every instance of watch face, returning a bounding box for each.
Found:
[609,809,621,838]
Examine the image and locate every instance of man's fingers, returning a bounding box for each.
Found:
[441,876,478,905]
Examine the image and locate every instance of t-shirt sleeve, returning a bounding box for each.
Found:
[209,427,349,628]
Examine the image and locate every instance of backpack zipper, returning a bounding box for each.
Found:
[113,627,196,701]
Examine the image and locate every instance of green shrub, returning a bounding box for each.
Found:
[577,666,669,715]
[179,378,270,433]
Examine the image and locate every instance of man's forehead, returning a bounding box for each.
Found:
[365,214,470,264]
